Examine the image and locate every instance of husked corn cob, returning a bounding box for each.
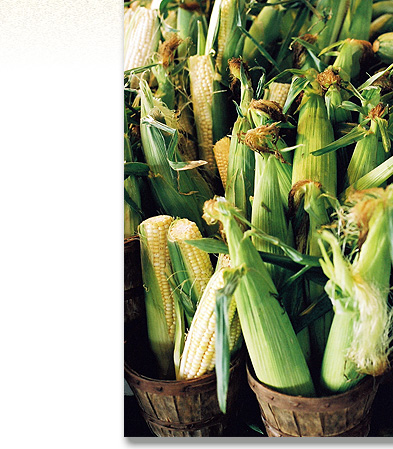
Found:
[213,136,231,189]
[139,215,176,379]
[264,82,291,109]
[124,6,161,88]
[188,54,216,170]
[168,218,213,304]
[178,257,240,380]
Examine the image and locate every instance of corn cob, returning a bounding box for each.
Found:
[263,82,291,109]
[203,197,316,397]
[178,256,240,380]
[124,5,161,88]
[213,136,231,189]
[188,54,216,171]
[206,0,246,79]
[167,218,214,323]
[139,215,176,379]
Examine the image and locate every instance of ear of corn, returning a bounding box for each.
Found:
[203,197,316,397]
[167,218,214,325]
[289,181,334,367]
[263,82,291,109]
[188,54,217,172]
[213,136,231,189]
[225,59,255,220]
[311,0,349,53]
[338,0,373,42]
[332,38,374,81]
[139,215,176,379]
[205,0,246,80]
[369,13,393,42]
[292,77,337,199]
[178,254,240,380]
[124,6,161,88]
[139,79,215,236]
[243,0,284,66]
[373,31,393,63]
[318,187,393,393]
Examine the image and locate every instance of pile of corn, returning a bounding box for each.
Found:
[124,0,393,409]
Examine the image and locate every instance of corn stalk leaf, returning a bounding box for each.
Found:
[291,292,332,334]
[215,267,244,413]
[124,162,150,177]
[375,116,392,153]
[340,153,393,199]
[124,187,144,218]
[283,76,310,114]
[311,124,369,156]
[237,24,281,72]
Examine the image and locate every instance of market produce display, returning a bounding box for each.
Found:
[124,0,393,437]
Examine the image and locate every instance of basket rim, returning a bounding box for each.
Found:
[246,362,382,412]
[124,351,243,396]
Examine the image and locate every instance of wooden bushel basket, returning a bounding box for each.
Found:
[124,354,245,437]
[247,363,382,437]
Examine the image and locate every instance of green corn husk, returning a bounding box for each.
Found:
[311,0,350,53]
[203,197,316,397]
[370,13,393,41]
[288,181,333,369]
[292,73,337,199]
[373,32,393,64]
[225,59,255,220]
[139,79,215,236]
[292,34,320,71]
[318,186,393,393]
[247,100,293,210]
[205,0,246,82]
[331,38,374,82]
[251,152,294,288]
[372,1,393,20]
[124,107,143,237]
[243,0,284,67]
[338,0,373,42]
[345,118,386,188]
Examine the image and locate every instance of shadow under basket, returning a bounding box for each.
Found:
[247,363,382,437]
[124,354,245,437]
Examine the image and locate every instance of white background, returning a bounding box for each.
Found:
[0,0,382,447]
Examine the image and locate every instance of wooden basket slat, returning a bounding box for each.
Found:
[247,364,382,437]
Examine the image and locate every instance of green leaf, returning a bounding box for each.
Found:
[357,63,393,92]
[340,101,367,115]
[283,76,310,114]
[375,116,391,153]
[124,162,150,177]
[238,24,281,73]
[340,154,393,199]
[311,125,368,156]
[124,187,143,217]
[291,292,332,335]
[215,267,245,413]
[184,238,229,254]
